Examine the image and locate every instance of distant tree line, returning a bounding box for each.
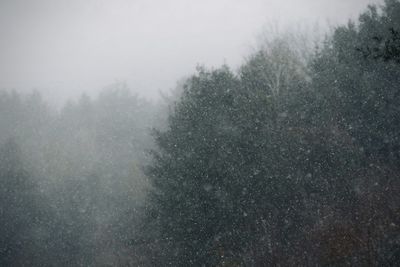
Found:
[0,85,156,266]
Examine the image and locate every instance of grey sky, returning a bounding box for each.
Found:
[0,0,382,104]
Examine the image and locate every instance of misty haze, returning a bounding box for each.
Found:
[1,0,400,266]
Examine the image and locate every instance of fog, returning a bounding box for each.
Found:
[2,0,400,266]
[1,0,381,104]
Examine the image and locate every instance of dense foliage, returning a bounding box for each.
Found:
[144,1,400,265]
[0,1,399,266]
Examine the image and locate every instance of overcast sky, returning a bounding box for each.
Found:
[0,0,383,104]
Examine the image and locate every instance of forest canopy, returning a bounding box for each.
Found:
[0,0,399,266]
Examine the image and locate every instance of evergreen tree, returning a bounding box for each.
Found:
[146,66,245,265]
